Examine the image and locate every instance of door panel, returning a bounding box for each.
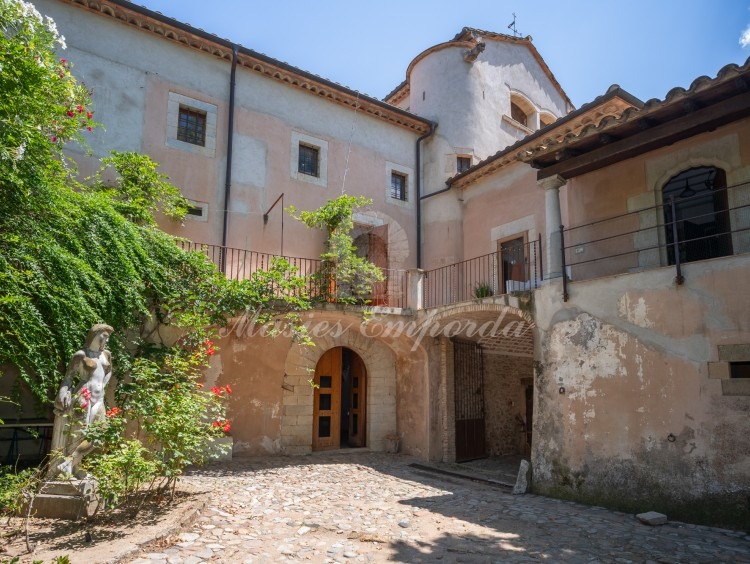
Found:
[312,348,342,451]
[348,353,367,447]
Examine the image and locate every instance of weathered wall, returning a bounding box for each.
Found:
[211,309,433,458]
[533,256,750,529]
[484,353,531,456]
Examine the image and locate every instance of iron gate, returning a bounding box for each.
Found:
[453,339,486,462]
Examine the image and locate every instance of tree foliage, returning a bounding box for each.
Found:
[288,195,384,304]
[0,0,312,513]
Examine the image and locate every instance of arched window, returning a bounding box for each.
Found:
[539,113,555,128]
[662,166,732,265]
[510,101,528,127]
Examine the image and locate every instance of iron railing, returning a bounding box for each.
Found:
[177,241,407,308]
[422,237,542,309]
[561,181,750,290]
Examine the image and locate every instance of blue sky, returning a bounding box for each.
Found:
[133,0,749,108]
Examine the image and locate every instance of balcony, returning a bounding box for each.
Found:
[560,180,750,296]
[178,237,543,312]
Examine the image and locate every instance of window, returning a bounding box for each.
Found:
[731,362,750,379]
[290,132,328,187]
[177,106,206,146]
[166,92,217,157]
[510,102,528,127]
[391,172,407,201]
[663,167,732,265]
[185,199,208,222]
[298,144,319,177]
[385,161,413,206]
[457,156,472,174]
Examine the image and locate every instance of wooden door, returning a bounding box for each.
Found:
[348,352,367,447]
[312,348,342,451]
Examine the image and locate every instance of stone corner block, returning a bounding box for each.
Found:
[636,511,667,525]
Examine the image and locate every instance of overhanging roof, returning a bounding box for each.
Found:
[531,57,750,180]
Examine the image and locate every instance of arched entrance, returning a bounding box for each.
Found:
[312,347,367,451]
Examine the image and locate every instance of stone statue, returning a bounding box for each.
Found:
[48,323,114,479]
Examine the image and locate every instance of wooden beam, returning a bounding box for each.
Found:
[538,91,750,180]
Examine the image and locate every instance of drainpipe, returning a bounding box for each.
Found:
[416,124,436,269]
[220,44,239,273]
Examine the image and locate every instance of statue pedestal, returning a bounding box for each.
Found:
[32,479,99,520]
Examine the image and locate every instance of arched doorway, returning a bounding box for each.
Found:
[663,166,732,264]
[312,347,367,451]
[354,225,388,305]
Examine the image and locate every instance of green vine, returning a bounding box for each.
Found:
[287,195,384,304]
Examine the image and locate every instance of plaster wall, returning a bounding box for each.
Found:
[532,256,750,528]
[409,41,567,163]
[460,161,544,258]
[209,310,432,458]
[36,0,421,265]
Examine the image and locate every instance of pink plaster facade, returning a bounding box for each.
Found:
[17,0,750,530]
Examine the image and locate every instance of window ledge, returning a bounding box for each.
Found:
[502,114,534,135]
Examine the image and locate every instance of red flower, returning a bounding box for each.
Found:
[222,422,231,433]
[50,137,57,143]
[80,388,92,400]
[207,347,215,356]
[67,110,74,117]
[225,384,232,395]
[77,105,83,113]
[81,401,88,409]
[106,407,121,418]
[197,383,204,389]
[86,111,93,119]
[211,386,221,396]
[212,420,220,427]
[87,127,92,132]
[60,58,66,64]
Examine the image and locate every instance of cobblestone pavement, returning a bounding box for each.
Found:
[131,452,750,563]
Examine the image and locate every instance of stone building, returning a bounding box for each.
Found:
[14,0,750,527]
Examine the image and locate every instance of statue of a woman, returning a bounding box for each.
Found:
[48,323,114,479]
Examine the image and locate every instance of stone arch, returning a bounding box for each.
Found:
[280,321,400,455]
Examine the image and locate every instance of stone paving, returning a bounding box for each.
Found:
[130,452,750,563]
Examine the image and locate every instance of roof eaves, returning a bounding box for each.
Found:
[448,85,643,188]
[69,0,433,133]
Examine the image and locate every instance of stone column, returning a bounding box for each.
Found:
[539,174,566,279]
[406,268,424,311]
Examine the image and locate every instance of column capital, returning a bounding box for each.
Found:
[537,174,567,191]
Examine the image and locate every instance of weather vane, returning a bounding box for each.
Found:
[507,13,521,37]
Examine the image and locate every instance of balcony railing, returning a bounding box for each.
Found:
[560,180,750,292]
[177,241,407,308]
[422,238,542,309]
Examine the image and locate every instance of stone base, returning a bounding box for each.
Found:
[31,479,100,520]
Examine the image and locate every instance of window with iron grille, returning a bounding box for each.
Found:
[391,172,407,201]
[457,156,472,173]
[177,105,207,146]
[298,144,320,177]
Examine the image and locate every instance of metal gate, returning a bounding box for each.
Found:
[453,340,486,462]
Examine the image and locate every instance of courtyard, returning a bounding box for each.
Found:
[112,452,749,563]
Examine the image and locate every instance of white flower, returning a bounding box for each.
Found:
[10,142,26,161]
